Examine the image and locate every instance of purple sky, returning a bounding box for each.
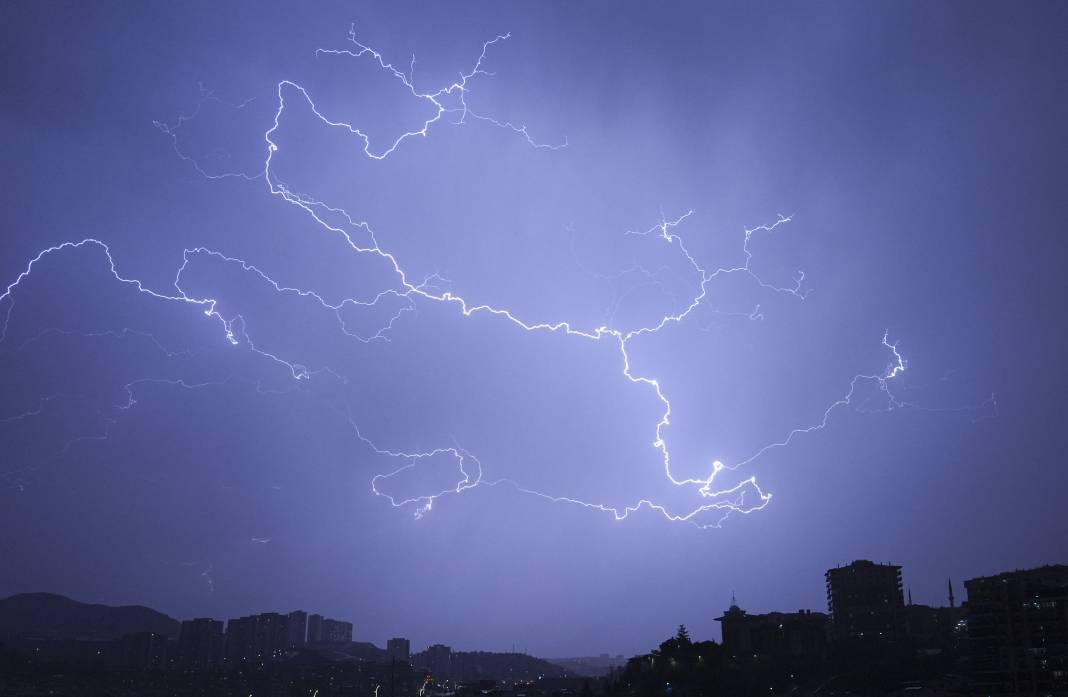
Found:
[1,1,1066,657]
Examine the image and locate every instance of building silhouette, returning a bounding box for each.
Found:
[224,615,254,663]
[252,612,289,659]
[303,613,353,645]
[716,602,830,665]
[965,564,1068,696]
[307,613,323,643]
[7,558,1068,696]
[388,637,411,662]
[286,610,307,648]
[826,559,905,641]
[423,643,453,683]
[224,612,292,662]
[320,618,353,644]
[901,581,964,656]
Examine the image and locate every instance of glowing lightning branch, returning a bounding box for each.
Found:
[349,420,483,520]
[246,32,890,527]
[0,27,990,528]
[153,83,260,181]
[310,26,568,157]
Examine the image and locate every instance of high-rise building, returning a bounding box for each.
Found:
[305,614,352,644]
[423,644,453,683]
[225,616,255,663]
[826,559,905,641]
[307,614,323,643]
[178,618,224,668]
[387,637,411,662]
[287,611,307,648]
[252,613,289,660]
[224,613,290,662]
[321,618,353,644]
[965,565,1068,696]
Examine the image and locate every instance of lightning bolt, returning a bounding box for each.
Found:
[0,26,993,529]
[181,560,215,594]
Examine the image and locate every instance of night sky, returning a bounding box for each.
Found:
[2,1,1066,657]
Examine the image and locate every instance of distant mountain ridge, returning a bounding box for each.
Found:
[0,592,180,641]
[547,655,627,677]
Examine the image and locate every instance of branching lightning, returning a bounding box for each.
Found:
[0,26,995,529]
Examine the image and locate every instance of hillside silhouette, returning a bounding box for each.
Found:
[0,593,180,641]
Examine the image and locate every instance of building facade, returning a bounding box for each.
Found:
[320,618,353,644]
[286,610,307,648]
[965,565,1068,696]
[307,614,323,643]
[826,559,905,642]
[388,637,411,662]
[715,604,830,666]
[423,644,453,683]
[224,613,291,662]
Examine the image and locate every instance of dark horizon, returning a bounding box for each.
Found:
[4,555,1062,652]
[2,0,1066,659]
[3,558,1066,697]
[6,550,1059,648]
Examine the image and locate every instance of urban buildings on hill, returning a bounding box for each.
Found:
[305,613,353,645]
[719,559,965,657]
[711,559,1068,696]
[2,559,1066,695]
[307,614,353,644]
[224,612,289,663]
[177,609,356,667]
[98,608,359,671]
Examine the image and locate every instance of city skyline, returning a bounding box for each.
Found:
[0,554,1024,655]
[1,0,1066,659]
